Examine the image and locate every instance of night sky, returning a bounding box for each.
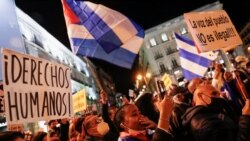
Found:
[15,0,250,94]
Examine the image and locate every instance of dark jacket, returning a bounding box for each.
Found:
[60,121,69,141]
[182,105,250,141]
[169,104,191,141]
[102,104,119,141]
[118,128,172,141]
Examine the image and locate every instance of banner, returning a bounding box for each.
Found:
[2,49,73,124]
[73,89,87,113]
[184,10,242,52]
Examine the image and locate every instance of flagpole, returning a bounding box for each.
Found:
[234,71,249,100]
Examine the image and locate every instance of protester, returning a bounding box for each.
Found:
[69,117,84,141]
[182,83,250,141]
[59,118,70,141]
[187,78,203,94]
[0,131,25,141]
[135,93,159,124]
[77,114,110,141]
[234,56,250,98]
[100,90,119,141]
[48,120,60,137]
[168,86,192,141]
[211,63,225,90]
[114,93,174,141]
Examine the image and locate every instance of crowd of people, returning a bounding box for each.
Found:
[0,56,250,141]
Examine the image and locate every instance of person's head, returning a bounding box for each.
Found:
[235,56,249,68]
[223,71,233,82]
[0,131,25,141]
[114,104,145,132]
[187,78,203,94]
[135,93,159,123]
[82,115,110,138]
[169,86,192,106]
[108,106,118,121]
[48,120,57,130]
[70,117,84,141]
[32,131,47,141]
[48,130,58,138]
[193,84,221,106]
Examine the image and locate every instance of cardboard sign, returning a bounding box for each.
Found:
[161,73,172,90]
[184,10,242,52]
[73,89,87,113]
[2,49,73,124]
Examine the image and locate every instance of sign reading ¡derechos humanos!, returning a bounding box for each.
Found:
[2,49,73,124]
[184,10,242,52]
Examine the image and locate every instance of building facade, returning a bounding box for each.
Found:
[240,22,250,57]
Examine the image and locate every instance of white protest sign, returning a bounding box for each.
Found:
[184,10,242,52]
[73,89,87,113]
[2,49,73,124]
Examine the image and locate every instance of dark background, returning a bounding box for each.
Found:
[15,0,250,94]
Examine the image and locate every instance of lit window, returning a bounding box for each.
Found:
[161,33,168,42]
[149,38,157,47]
[181,27,187,34]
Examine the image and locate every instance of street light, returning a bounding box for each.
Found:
[136,74,142,81]
[135,72,151,92]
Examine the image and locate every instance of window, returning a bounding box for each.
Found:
[159,62,166,73]
[154,52,163,60]
[181,27,187,34]
[172,59,178,67]
[149,38,157,47]
[161,33,168,42]
[166,46,172,55]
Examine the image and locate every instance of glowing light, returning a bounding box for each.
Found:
[137,74,142,80]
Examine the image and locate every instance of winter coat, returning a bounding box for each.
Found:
[182,105,250,141]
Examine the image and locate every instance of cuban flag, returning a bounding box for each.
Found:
[175,33,218,80]
[61,0,144,69]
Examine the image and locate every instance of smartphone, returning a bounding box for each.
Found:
[156,80,166,99]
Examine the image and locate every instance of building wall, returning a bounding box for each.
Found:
[240,22,250,57]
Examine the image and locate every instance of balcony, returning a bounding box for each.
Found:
[166,48,178,55]
[154,53,164,60]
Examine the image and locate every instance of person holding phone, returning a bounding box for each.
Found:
[168,86,193,141]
